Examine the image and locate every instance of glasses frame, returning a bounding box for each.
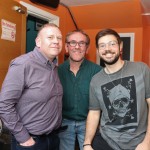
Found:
[98,41,119,51]
[67,41,88,47]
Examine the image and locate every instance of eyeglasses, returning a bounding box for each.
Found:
[98,41,118,50]
[67,41,87,47]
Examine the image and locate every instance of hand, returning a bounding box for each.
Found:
[83,145,94,150]
[20,137,35,146]
[135,142,150,150]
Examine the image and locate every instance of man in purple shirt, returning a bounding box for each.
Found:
[0,23,63,150]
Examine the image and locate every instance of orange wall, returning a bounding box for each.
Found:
[142,26,150,66]
[16,0,149,66]
[16,0,76,64]
[70,0,142,29]
[142,13,150,66]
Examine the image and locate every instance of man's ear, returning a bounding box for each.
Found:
[85,45,90,54]
[35,37,41,47]
[120,41,123,53]
[65,43,69,53]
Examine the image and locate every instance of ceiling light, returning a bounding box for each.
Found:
[141,13,150,16]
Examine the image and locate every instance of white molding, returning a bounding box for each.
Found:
[96,50,100,65]
[20,1,59,26]
[119,33,134,61]
[96,33,135,65]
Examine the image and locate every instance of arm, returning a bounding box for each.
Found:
[135,98,150,150]
[0,63,31,144]
[83,110,100,150]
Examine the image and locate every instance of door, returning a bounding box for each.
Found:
[0,0,27,88]
[26,15,48,53]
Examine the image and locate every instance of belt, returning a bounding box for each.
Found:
[30,125,68,137]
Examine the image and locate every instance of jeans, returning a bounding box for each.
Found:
[11,133,59,150]
[58,119,86,150]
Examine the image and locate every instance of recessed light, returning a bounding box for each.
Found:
[141,13,150,16]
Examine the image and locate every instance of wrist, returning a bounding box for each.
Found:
[83,144,91,147]
[20,137,35,146]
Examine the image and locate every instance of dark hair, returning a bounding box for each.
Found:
[65,29,90,46]
[95,28,122,48]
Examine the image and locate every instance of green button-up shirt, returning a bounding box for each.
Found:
[58,59,102,121]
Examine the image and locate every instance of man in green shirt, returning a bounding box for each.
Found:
[58,30,102,150]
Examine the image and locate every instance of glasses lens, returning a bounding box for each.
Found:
[68,41,87,47]
[98,41,118,50]
[109,41,118,47]
[98,44,105,50]
[69,41,77,47]
[78,41,87,47]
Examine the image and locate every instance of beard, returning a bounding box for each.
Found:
[100,50,120,65]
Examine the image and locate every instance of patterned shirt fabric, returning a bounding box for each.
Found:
[58,59,101,121]
[0,47,63,143]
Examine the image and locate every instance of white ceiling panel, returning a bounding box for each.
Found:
[60,0,129,6]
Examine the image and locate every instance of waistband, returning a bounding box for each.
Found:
[30,125,68,137]
[30,133,52,138]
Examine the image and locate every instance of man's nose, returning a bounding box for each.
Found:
[53,37,59,43]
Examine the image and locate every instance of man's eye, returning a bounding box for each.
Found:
[111,43,116,46]
[70,42,76,44]
[79,42,85,45]
[48,36,53,39]
[100,44,105,48]
[57,37,62,40]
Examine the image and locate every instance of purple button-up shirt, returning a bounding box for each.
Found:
[0,47,63,143]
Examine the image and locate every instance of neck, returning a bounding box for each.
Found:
[105,59,124,74]
[69,58,83,75]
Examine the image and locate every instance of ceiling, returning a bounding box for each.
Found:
[60,0,129,7]
[60,0,150,14]
[59,0,150,29]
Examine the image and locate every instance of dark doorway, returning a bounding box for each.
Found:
[26,15,48,53]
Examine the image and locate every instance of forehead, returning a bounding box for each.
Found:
[98,34,117,43]
[40,26,62,36]
[68,32,86,41]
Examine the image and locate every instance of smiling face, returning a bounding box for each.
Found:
[97,35,123,65]
[36,26,62,61]
[65,32,89,63]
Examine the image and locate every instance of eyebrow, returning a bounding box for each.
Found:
[98,40,117,44]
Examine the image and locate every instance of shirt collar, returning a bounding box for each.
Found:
[34,46,57,66]
[65,58,87,70]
